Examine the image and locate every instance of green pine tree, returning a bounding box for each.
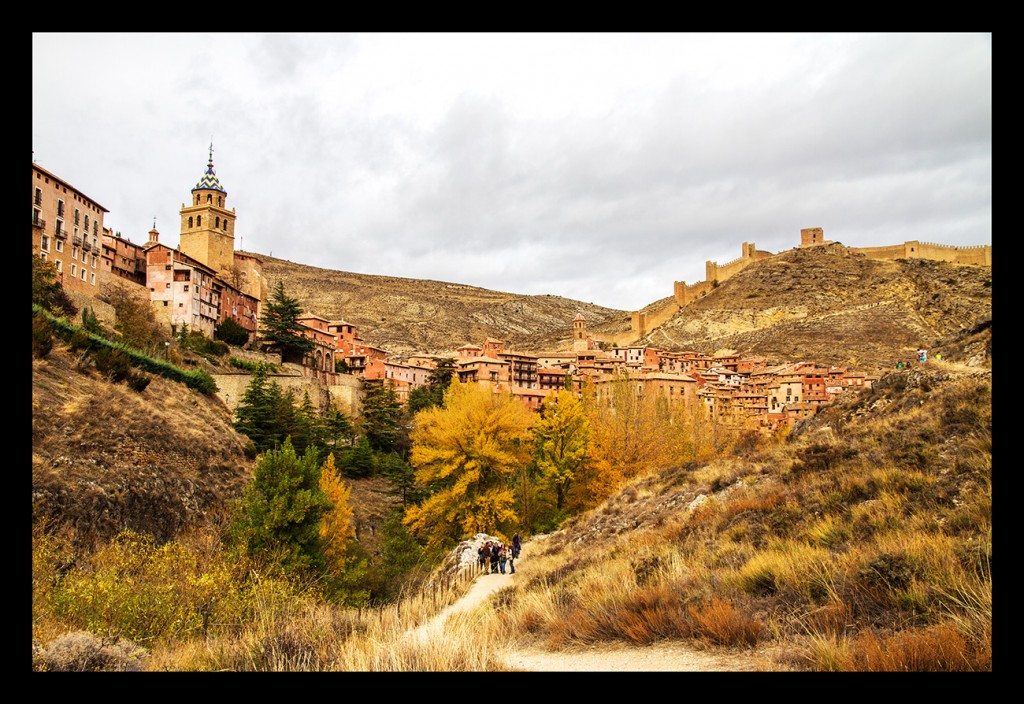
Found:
[360,379,408,455]
[233,365,277,452]
[230,438,331,579]
[259,280,314,363]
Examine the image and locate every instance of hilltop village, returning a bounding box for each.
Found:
[32,151,992,434]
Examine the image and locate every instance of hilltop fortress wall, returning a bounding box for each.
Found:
[626,228,991,341]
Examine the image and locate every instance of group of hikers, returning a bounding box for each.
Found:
[478,533,522,575]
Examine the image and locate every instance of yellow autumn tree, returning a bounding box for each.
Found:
[576,372,679,510]
[403,381,535,552]
[533,388,591,515]
[319,453,356,576]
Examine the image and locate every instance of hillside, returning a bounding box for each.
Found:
[254,254,632,354]
[254,245,990,375]
[638,243,992,373]
[30,345,400,553]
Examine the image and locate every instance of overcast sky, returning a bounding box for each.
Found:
[32,32,991,311]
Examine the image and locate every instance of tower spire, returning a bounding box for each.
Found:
[208,139,214,168]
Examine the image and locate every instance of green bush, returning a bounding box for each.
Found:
[94,347,133,383]
[32,315,54,358]
[215,317,251,346]
[45,530,249,644]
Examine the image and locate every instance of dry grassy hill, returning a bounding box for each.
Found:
[254,254,632,354]
[256,245,991,373]
[637,244,992,373]
[30,345,400,553]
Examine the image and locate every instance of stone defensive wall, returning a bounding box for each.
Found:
[626,229,990,342]
[628,300,681,341]
[851,241,992,267]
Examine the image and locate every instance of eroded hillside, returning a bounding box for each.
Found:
[256,254,631,354]
[31,345,401,551]
[639,244,992,373]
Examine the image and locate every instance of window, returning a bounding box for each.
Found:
[81,269,87,281]
[34,188,42,205]
[40,252,47,261]
[163,301,168,306]
[57,200,65,218]
[166,283,171,288]
[188,216,193,228]
[74,208,80,225]
[196,216,201,226]
[56,240,64,252]
[184,285,189,292]
[40,235,49,251]
[196,195,200,205]
[215,216,220,228]
[55,259,62,272]
[84,214,90,230]
[33,208,41,225]
[72,247,78,260]
[71,264,77,277]
[90,273,95,285]
[207,194,212,203]
[93,221,98,235]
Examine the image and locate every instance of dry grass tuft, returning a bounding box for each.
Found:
[34,630,148,672]
[848,623,988,672]
[686,597,765,647]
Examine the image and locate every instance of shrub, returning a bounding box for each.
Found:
[45,530,248,645]
[687,597,765,647]
[94,347,133,383]
[34,631,147,672]
[32,314,53,358]
[215,317,251,346]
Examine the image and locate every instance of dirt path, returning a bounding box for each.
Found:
[412,570,766,672]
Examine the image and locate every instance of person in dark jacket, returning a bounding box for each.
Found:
[511,533,522,559]
[490,542,501,573]
[479,541,491,574]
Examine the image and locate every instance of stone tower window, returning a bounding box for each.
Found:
[218,196,222,207]
[207,194,212,203]
[188,216,193,228]
[196,195,200,205]
[215,216,220,228]
[197,216,201,227]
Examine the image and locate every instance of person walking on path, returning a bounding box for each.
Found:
[490,543,501,573]
[508,548,516,574]
[498,545,508,574]
[511,533,522,559]
[479,541,491,575]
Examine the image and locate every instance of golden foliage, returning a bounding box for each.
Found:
[404,382,535,548]
[319,453,356,575]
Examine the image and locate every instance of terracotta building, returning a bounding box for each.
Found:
[32,161,107,297]
[101,227,148,286]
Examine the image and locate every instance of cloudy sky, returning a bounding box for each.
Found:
[32,33,991,311]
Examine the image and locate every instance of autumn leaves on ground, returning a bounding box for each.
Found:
[32,336,991,671]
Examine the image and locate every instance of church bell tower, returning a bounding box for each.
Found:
[179,143,236,276]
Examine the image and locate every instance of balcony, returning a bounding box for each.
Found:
[82,240,92,252]
[32,216,47,230]
[72,235,83,247]
[54,227,67,240]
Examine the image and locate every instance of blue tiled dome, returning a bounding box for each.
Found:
[193,144,226,192]
[193,163,225,193]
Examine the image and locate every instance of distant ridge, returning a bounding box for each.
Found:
[256,254,631,355]
[257,243,991,374]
